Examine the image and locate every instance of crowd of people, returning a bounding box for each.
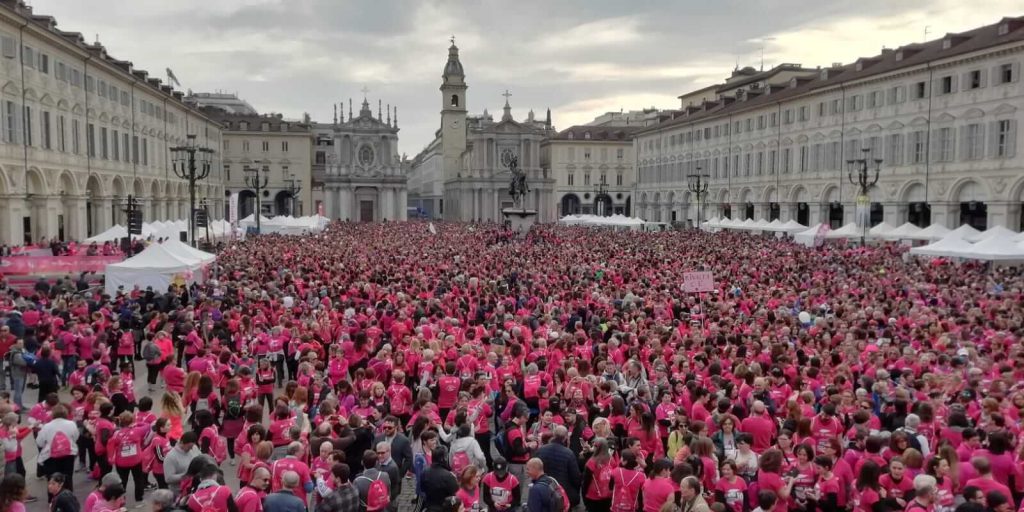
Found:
[0,221,1021,512]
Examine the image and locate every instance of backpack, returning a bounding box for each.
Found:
[224,394,243,420]
[194,397,211,413]
[203,427,228,464]
[187,486,223,512]
[540,476,569,512]
[451,449,471,476]
[357,473,390,512]
[142,341,161,363]
[493,429,508,457]
[611,470,641,512]
[84,366,102,387]
[50,431,73,458]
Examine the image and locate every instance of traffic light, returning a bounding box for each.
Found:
[127,210,144,235]
[194,208,208,228]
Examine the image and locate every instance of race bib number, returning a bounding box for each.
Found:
[121,442,139,457]
[490,488,511,507]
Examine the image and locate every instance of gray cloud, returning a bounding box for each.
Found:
[31,0,1021,155]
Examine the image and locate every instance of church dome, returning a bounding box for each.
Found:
[444,44,464,77]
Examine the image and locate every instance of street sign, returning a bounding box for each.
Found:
[682,271,715,293]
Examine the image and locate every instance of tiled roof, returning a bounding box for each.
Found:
[638,16,1024,135]
[551,125,645,141]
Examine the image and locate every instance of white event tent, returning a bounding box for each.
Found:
[558,214,647,229]
[908,234,978,258]
[104,241,214,295]
[882,222,923,240]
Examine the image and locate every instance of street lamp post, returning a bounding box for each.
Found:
[687,167,710,230]
[170,134,214,247]
[244,166,269,233]
[846,148,882,246]
[200,197,211,247]
[593,177,610,217]
[284,174,302,217]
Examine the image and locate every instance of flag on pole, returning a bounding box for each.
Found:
[428,222,437,235]
[166,68,181,88]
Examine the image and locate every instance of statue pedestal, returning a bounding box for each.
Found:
[502,208,538,237]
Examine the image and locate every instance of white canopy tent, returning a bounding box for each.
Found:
[84,225,128,243]
[825,223,862,239]
[700,217,721,231]
[966,225,1019,243]
[776,220,808,234]
[946,224,982,241]
[907,224,952,241]
[104,242,211,295]
[868,222,896,239]
[909,234,978,258]
[793,223,825,247]
[965,235,1024,262]
[558,214,647,229]
[882,222,923,240]
[160,239,216,264]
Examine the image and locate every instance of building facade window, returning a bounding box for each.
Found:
[886,134,903,165]
[86,123,95,157]
[1000,63,1015,84]
[58,115,66,152]
[3,101,16,143]
[71,119,80,154]
[965,124,983,160]
[995,119,1016,157]
[938,127,954,162]
[910,131,926,164]
[40,111,51,149]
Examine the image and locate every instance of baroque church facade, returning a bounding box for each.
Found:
[408,42,557,222]
[316,97,407,222]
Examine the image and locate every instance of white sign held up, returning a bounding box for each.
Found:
[682,271,715,293]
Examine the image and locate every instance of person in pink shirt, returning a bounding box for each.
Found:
[740,401,776,453]
[641,459,676,512]
[269,442,313,505]
[964,457,1015,509]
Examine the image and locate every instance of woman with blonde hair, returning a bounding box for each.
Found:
[159,392,185,443]
[180,372,201,407]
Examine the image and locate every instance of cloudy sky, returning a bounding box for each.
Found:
[31,0,1022,155]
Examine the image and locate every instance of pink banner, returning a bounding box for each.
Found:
[0,255,123,275]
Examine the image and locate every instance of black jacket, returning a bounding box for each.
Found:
[421,462,459,512]
[536,442,582,507]
[51,489,80,512]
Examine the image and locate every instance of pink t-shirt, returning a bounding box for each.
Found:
[642,476,676,512]
[757,472,789,512]
[715,477,748,512]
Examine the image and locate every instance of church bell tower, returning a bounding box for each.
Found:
[440,38,467,183]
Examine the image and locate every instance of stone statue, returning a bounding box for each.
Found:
[507,155,528,210]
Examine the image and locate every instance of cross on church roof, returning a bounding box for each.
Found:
[502,89,512,101]
[360,86,370,98]
[450,34,456,45]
